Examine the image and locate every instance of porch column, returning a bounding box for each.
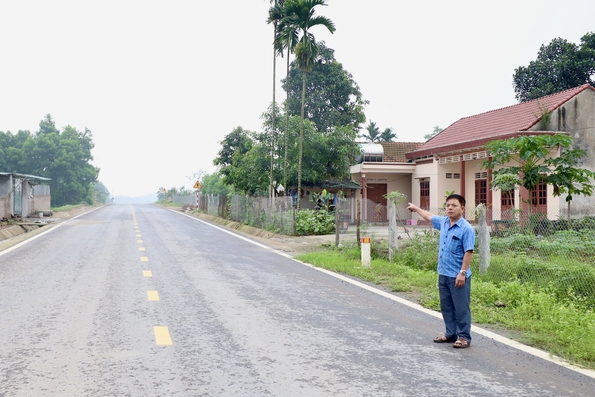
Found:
[487,158,493,220]
[459,160,465,198]
[361,173,367,221]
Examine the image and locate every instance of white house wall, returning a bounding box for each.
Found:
[387,173,412,217]
[536,89,595,209]
[411,161,439,209]
[437,163,461,205]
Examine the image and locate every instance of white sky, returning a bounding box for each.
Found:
[1,0,593,197]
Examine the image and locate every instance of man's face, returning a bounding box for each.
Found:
[445,198,463,220]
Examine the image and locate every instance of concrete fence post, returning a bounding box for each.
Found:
[388,202,397,262]
[477,204,490,275]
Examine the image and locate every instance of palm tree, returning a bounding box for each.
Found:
[267,1,284,199]
[269,1,295,193]
[280,0,335,208]
[360,121,381,142]
[379,127,397,142]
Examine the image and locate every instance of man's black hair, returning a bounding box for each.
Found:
[446,193,466,207]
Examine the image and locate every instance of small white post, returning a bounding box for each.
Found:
[361,236,371,267]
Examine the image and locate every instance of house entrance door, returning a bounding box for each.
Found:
[366,184,387,223]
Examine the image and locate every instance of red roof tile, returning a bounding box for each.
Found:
[408,84,595,158]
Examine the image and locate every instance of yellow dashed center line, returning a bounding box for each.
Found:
[132,209,172,347]
[147,291,160,301]
[154,326,172,346]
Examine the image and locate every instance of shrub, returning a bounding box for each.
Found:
[295,209,335,235]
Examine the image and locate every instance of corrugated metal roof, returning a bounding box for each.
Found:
[408,84,595,158]
[0,172,52,181]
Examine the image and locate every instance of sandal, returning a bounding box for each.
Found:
[453,338,471,348]
[433,335,456,343]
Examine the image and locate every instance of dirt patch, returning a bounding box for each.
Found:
[182,210,338,257]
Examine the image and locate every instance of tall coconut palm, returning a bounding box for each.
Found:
[280,0,335,208]
[271,0,298,193]
[266,1,284,199]
[379,127,397,142]
[360,121,381,142]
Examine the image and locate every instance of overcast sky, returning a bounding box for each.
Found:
[1,0,593,198]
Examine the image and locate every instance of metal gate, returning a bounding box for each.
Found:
[13,178,22,216]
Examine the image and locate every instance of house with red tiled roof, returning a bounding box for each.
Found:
[350,141,424,222]
[350,84,595,222]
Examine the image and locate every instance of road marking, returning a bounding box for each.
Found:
[141,256,148,262]
[154,326,172,346]
[136,234,141,238]
[139,247,146,251]
[147,290,160,301]
[0,207,102,257]
[143,270,153,277]
[137,240,143,243]
[172,209,595,380]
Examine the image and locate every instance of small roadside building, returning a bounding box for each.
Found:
[0,172,52,219]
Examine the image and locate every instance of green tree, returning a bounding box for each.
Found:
[212,111,357,200]
[94,181,111,204]
[547,145,595,227]
[48,125,99,206]
[280,0,335,208]
[424,126,443,141]
[270,0,297,191]
[266,1,287,199]
[360,121,380,142]
[213,127,254,178]
[213,127,270,195]
[482,134,594,215]
[283,42,366,134]
[1,116,99,207]
[379,127,397,142]
[513,32,595,102]
[200,172,231,196]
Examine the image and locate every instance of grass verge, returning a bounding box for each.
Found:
[296,242,595,370]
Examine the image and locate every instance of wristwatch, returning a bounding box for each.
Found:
[459,270,466,275]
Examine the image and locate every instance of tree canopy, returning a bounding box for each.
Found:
[0,114,100,207]
[424,126,443,141]
[282,42,367,134]
[482,134,595,215]
[513,32,595,102]
[213,110,358,195]
[360,121,395,142]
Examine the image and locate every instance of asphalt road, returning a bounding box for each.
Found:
[0,204,594,396]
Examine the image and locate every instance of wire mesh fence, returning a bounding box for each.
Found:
[172,193,595,308]
[405,205,595,309]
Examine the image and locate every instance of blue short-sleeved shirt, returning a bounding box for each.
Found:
[431,215,475,278]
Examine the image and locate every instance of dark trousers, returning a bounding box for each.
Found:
[438,275,472,341]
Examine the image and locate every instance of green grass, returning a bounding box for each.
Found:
[296,241,595,370]
[51,204,88,212]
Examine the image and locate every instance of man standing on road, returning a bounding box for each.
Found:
[407,194,475,348]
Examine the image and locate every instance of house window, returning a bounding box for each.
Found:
[445,173,461,179]
[420,180,430,209]
[501,190,514,207]
[475,180,487,205]
[532,181,547,206]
